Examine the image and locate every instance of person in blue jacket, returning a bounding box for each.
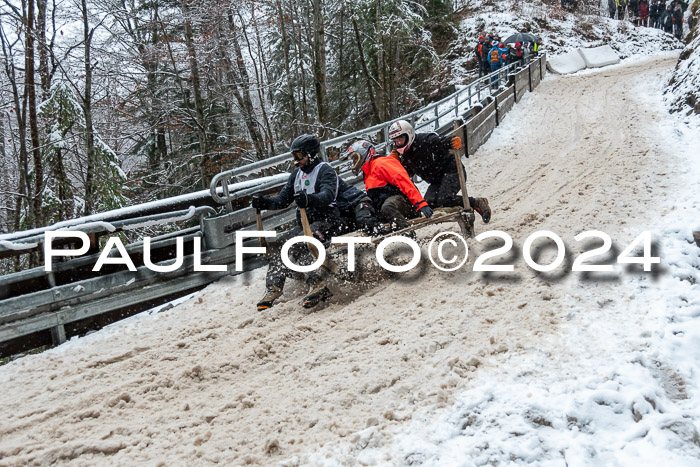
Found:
[487,41,502,88]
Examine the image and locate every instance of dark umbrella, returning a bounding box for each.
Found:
[503,32,538,44]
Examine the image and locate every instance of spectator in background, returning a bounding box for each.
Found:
[532,37,542,56]
[660,0,667,20]
[488,41,503,88]
[661,4,674,32]
[475,36,490,78]
[608,0,617,17]
[672,2,683,39]
[650,0,661,27]
[500,42,509,65]
[523,41,531,63]
[513,42,525,68]
[629,0,639,19]
[639,0,650,26]
[617,0,627,20]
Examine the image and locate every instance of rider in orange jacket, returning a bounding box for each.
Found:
[344,140,433,231]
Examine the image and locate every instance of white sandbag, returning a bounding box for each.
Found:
[547,50,586,74]
[578,45,620,68]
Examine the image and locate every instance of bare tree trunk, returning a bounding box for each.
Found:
[26,0,43,227]
[388,37,396,117]
[293,0,309,129]
[311,0,327,136]
[227,10,267,158]
[335,3,344,128]
[246,4,275,155]
[36,0,54,99]
[352,17,381,125]
[181,0,210,188]
[81,0,97,214]
[0,18,30,233]
[276,0,298,135]
[147,9,164,170]
[375,0,387,122]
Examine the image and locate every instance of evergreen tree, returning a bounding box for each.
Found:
[39,83,127,223]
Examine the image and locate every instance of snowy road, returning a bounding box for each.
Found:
[1,52,699,466]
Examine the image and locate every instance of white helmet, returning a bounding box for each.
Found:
[388,120,415,155]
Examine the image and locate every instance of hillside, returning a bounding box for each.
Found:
[667,1,700,115]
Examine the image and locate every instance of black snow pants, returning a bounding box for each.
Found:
[424,170,479,211]
[265,221,334,289]
[379,195,417,231]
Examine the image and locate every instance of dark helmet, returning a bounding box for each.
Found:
[290,134,320,158]
[343,140,376,176]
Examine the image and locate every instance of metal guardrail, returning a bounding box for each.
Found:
[0,55,545,356]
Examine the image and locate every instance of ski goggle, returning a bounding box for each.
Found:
[291,151,307,162]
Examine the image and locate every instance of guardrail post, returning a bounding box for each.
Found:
[434,105,439,130]
[455,94,459,118]
[320,144,328,162]
[383,125,390,144]
[47,269,56,288]
[221,175,233,213]
[51,322,66,345]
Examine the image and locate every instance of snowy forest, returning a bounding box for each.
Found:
[0,0,476,236]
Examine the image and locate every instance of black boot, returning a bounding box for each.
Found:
[472,197,492,223]
[301,284,333,309]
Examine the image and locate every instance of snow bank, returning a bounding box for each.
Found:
[549,46,620,74]
[548,49,587,74]
[578,45,620,68]
[548,46,620,74]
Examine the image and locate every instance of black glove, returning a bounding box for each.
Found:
[294,191,310,208]
[251,194,267,210]
[418,205,433,218]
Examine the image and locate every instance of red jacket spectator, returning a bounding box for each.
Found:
[639,0,650,26]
